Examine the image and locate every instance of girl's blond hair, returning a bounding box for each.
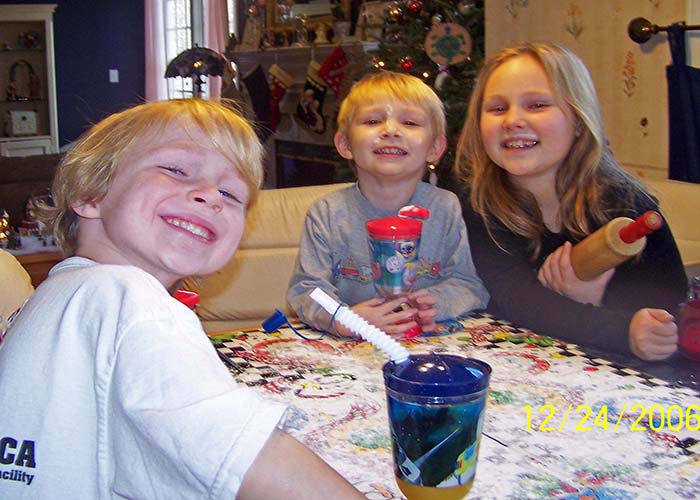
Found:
[455,42,650,258]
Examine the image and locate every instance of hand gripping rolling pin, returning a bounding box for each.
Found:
[570,210,663,281]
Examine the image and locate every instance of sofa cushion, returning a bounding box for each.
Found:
[0,249,33,322]
[191,247,299,325]
[240,183,352,250]
[645,178,700,266]
[185,183,351,331]
[187,177,700,332]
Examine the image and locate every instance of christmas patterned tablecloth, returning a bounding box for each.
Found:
[209,314,700,500]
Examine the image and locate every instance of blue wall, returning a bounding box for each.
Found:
[1,1,145,146]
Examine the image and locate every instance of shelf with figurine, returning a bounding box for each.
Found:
[0,98,47,104]
[1,48,45,53]
[0,5,58,156]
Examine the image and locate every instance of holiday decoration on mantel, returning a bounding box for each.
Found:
[363,0,484,192]
[240,64,272,142]
[296,61,327,134]
[268,64,294,131]
[318,46,349,96]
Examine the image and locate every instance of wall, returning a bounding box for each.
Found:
[485,0,698,180]
[0,0,145,147]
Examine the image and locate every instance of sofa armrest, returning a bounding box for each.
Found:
[645,178,700,266]
[0,249,33,322]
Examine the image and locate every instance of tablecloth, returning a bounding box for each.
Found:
[210,313,700,499]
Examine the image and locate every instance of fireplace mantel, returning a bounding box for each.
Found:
[226,43,376,186]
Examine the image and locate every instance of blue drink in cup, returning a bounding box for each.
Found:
[366,215,423,338]
[383,353,491,499]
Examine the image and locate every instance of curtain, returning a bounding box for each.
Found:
[204,0,230,100]
[144,0,168,102]
[666,24,700,183]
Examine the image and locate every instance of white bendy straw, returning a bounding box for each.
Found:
[310,288,410,363]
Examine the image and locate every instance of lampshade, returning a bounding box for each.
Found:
[164,46,227,97]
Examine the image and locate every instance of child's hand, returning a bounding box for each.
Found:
[334,297,418,337]
[538,241,614,306]
[407,289,439,332]
[629,308,678,361]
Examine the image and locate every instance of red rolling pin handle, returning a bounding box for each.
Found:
[570,210,664,281]
[618,210,663,243]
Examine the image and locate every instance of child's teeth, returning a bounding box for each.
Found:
[505,140,538,148]
[165,217,212,239]
[376,147,405,154]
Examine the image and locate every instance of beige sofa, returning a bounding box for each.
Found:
[2,179,698,334]
[0,249,34,324]
[645,178,700,274]
[184,178,700,333]
[184,183,352,332]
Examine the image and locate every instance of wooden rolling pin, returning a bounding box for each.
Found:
[570,210,663,281]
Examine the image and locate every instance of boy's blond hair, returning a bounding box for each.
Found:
[336,71,446,139]
[43,99,264,256]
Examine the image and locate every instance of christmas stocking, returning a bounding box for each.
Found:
[240,64,272,142]
[296,61,327,134]
[317,46,348,96]
[268,64,294,132]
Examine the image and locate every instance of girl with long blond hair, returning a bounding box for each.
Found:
[456,42,687,361]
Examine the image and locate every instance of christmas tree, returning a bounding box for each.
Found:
[363,0,484,192]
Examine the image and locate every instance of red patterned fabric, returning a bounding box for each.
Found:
[318,46,348,96]
[268,64,293,131]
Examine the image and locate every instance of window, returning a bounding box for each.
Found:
[227,0,236,36]
[163,0,234,99]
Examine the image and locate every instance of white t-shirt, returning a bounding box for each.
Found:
[0,257,286,499]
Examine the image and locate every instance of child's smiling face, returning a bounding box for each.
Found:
[72,122,250,287]
[334,99,446,185]
[479,54,577,191]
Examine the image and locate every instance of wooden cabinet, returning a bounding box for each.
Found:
[0,4,58,157]
[15,250,62,288]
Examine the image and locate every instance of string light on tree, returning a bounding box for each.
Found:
[407,0,423,14]
[247,3,259,16]
[387,1,406,23]
[458,0,474,15]
[372,57,386,69]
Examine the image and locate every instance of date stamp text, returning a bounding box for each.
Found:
[524,404,700,432]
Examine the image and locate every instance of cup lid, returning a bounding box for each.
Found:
[383,353,491,397]
[366,216,423,239]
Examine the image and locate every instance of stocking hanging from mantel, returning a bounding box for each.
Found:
[240,64,272,142]
[296,60,327,134]
[268,64,294,132]
[318,46,348,96]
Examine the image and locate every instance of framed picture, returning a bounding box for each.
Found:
[357,1,389,41]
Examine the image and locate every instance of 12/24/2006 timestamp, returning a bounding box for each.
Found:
[524,404,700,432]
